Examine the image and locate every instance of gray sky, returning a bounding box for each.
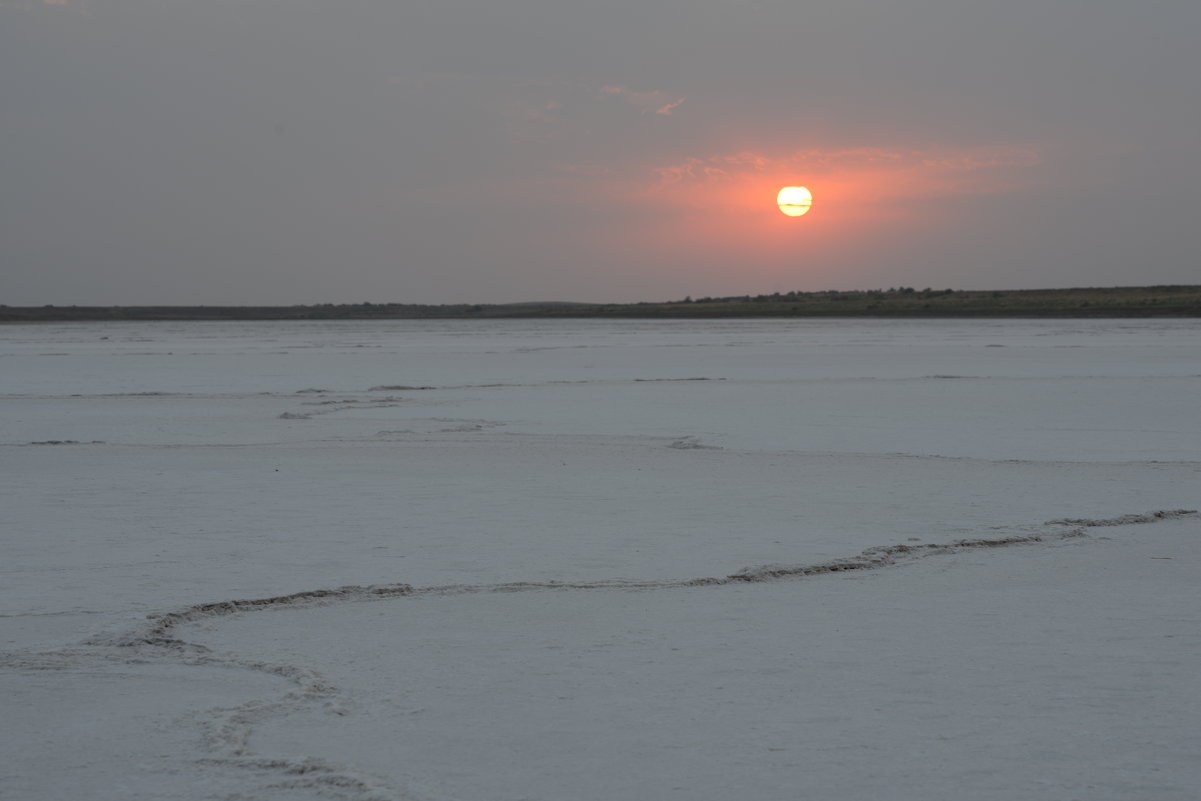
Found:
[2,0,1198,305]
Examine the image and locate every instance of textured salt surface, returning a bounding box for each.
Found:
[6,510,1195,801]
[104,509,1192,648]
[2,319,1199,800]
[193,516,1201,801]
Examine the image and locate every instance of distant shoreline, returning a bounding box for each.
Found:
[3,285,1199,322]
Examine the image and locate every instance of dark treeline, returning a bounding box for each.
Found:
[3,285,1200,322]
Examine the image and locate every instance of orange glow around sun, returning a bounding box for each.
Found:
[576,142,1047,291]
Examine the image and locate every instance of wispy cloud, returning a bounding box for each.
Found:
[600,85,686,116]
[652,145,1043,198]
[654,97,686,116]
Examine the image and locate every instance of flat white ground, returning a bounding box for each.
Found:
[2,318,1198,800]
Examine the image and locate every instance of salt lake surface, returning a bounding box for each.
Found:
[1,318,1198,800]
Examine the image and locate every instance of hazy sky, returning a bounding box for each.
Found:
[2,0,1198,304]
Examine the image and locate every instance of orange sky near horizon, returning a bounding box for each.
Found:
[567,142,1046,289]
[415,137,1052,296]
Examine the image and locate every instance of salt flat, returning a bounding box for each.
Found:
[2,318,1198,800]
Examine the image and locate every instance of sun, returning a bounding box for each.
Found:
[777,186,813,217]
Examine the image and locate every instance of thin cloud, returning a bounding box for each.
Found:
[601,85,686,116]
[654,98,686,116]
[653,145,1044,197]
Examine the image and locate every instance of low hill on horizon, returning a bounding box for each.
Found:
[3,285,1200,322]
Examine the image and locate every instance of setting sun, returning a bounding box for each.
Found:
[777,186,813,217]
